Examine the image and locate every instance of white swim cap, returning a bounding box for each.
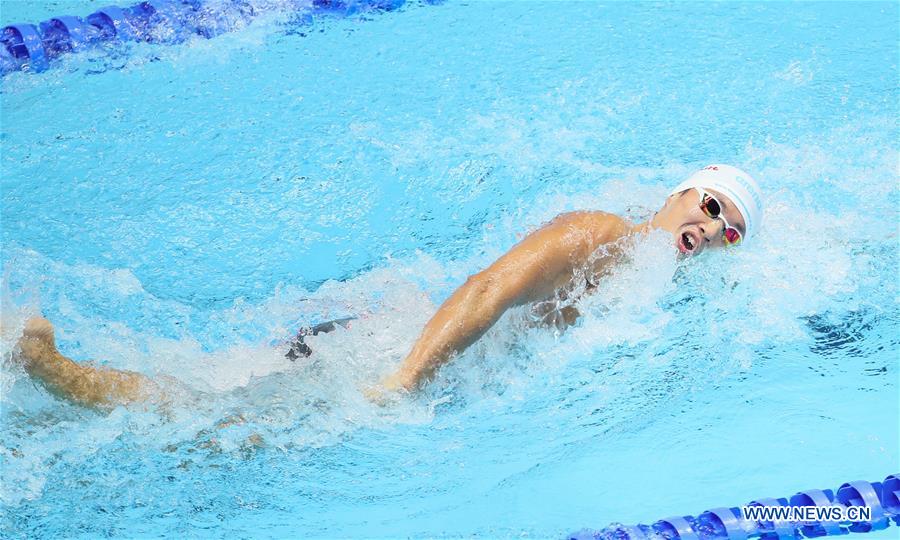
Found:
[669,164,764,240]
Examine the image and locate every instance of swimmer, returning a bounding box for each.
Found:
[10,164,763,410]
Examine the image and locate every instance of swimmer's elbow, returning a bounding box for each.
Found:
[464,271,496,302]
[464,270,521,321]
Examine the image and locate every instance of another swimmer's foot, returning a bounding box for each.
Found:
[15,316,161,409]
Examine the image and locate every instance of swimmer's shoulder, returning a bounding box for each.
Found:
[548,210,631,240]
[544,210,632,259]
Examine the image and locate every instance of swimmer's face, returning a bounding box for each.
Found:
[653,188,747,257]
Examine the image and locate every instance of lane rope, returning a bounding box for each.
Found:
[568,474,900,540]
[1,0,417,75]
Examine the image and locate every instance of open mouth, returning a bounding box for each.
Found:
[678,230,699,254]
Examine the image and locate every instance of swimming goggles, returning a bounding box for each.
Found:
[697,188,742,246]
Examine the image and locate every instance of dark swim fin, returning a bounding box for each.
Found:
[285,317,356,361]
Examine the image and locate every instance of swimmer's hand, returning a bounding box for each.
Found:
[362,373,412,406]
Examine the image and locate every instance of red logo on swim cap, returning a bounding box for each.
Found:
[703,165,719,171]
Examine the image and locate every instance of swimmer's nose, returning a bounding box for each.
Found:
[698,220,722,244]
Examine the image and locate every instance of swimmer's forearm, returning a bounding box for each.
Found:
[387,273,508,390]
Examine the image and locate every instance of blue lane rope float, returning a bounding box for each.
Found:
[0,0,420,75]
[568,474,900,540]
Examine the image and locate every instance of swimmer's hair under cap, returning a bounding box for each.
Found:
[669,164,764,240]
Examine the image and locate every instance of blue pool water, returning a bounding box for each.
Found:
[1,1,898,538]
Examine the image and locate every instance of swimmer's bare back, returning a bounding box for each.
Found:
[12,211,635,409]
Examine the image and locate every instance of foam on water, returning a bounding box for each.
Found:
[3,127,894,499]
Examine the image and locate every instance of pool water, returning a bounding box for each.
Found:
[1,1,898,538]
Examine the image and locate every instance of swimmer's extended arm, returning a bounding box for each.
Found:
[382,211,624,392]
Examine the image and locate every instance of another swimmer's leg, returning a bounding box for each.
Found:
[15,317,163,410]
